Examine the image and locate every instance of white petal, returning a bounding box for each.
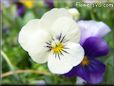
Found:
[26,29,51,63]
[18,20,51,63]
[28,51,48,64]
[47,42,84,74]
[65,42,84,66]
[41,8,72,28]
[51,17,80,43]
[47,52,73,74]
[76,77,86,84]
[18,19,48,51]
[18,19,44,51]
[27,29,51,52]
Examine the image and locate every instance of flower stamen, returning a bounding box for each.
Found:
[45,33,69,59]
[52,43,64,54]
[81,56,89,66]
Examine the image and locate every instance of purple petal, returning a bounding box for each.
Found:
[78,20,111,45]
[15,2,26,17]
[64,59,106,84]
[44,0,54,9]
[82,37,109,58]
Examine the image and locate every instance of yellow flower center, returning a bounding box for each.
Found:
[45,34,68,59]
[52,43,64,54]
[81,56,89,66]
[20,0,34,8]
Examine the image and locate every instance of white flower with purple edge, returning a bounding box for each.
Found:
[18,8,84,74]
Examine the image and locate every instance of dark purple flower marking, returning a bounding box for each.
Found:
[83,37,109,58]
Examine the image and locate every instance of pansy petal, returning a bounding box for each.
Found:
[28,51,48,64]
[16,2,26,17]
[65,42,84,66]
[64,59,105,84]
[84,59,105,84]
[82,37,109,58]
[51,17,80,43]
[48,52,73,74]
[18,19,43,51]
[41,8,72,28]
[78,20,111,44]
[18,21,51,63]
[26,29,51,63]
[48,42,84,74]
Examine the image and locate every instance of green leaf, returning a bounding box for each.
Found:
[23,11,35,25]
[103,55,114,84]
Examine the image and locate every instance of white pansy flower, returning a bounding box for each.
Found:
[18,8,84,74]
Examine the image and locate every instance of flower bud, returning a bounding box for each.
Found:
[68,8,80,20]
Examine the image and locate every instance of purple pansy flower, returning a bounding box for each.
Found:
[44,0,54,9]
[64,20,111,84]
[14,1,26,17]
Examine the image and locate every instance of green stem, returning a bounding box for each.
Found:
[1,50,23,83]
[1,50,14,70]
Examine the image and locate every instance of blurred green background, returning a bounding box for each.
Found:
[1,0,114,85]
